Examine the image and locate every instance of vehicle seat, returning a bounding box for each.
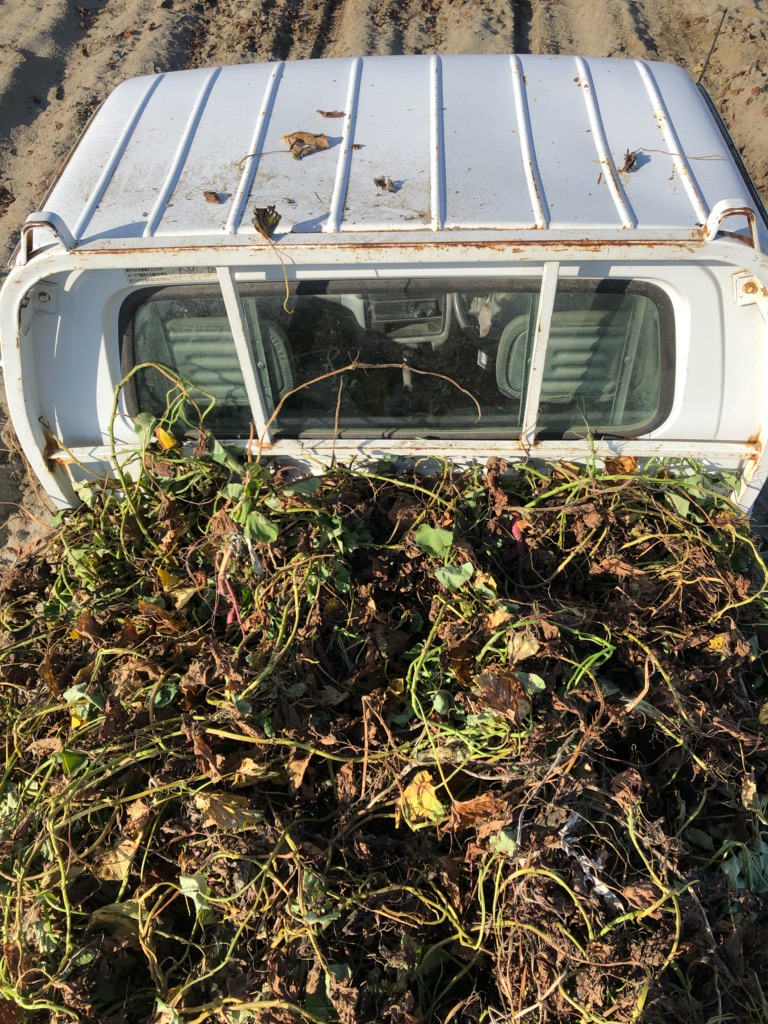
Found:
[163,315,294,404]
[496,309,629,404]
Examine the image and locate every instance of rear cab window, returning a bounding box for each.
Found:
[120,278,675,443]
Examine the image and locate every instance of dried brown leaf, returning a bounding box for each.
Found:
[0,1000,21,1024]
[193,791,263,830]
[604,455,639,475]
[182,717,223,781]
[507,629,540,665]
[328,976,360,1024]
[336,761,357,810]
[589,556,641,577]
[93,838,139,881]
[286,753,312,794]
[25,736,63,755]
[203,189,223,204]
[447,794,510,832]
[281,130,330,159]
[252,205,281,240]
[610,768,645,811]
[374,175,397,192]
[316,109,345,118]
[472,667,531,723]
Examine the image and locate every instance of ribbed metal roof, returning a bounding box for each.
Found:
[42,53,759,248]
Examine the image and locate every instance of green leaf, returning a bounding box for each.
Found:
[56,749,88,776]
[245,510,279,543]
[666,492,691,519]
[179,873,215,924]
[413,524,454,558]
[134,412,157,449]
[63,682,106,711]
[221,482,245,500]
[207,434,244,473]
[154,999,183,1024]
[488,828,518,859]
[516,671,547,695]
[432,690,454,715]
[284,476,323,496]
[151,681,180,708]
[435,561,474,590]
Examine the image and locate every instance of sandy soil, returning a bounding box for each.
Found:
[0,0,766,548]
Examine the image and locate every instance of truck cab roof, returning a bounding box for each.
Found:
[30,53,768,254]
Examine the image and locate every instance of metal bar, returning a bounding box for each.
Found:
[430,54,447,231]
[53,438,762,465]
[509,56,549,229]
[227,62,285,235]
[635,60,709,225]
[144,68,221,238]
[216,267,271,442]
[326,57,363,233]
[575,56,636,229]
[521,261,559,446]
[73,74,162,242]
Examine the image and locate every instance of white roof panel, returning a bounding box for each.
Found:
[39,53,762,250]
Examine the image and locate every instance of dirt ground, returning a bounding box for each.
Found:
[0,0,767,548]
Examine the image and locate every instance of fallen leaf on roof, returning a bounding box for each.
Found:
[317,109,345,118]
[352,143,363,150]
[281,131,330,160]
[619,149,638,173]
[374,175,397,193]
[203,190,228,204]
[252,205,281,241]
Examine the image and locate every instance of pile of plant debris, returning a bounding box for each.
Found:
[1,439,768,1024]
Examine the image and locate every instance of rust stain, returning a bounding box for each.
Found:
[86,235,700,258]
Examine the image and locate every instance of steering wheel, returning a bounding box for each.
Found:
[452,293,482,342]
[452,293,500,346]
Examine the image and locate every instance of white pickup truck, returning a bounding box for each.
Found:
[1,53,767,509]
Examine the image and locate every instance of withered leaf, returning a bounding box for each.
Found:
[182,717,222,781]
[25,736,63,756]
[473,667,531,723]
[193,791,263,830]
[93,838,139,881]
[396,771,446,828]
[374,175,397,193]
[507,629,540,665]
[137,599,185,635]
[336,761,357,809]
[252,205,281,240]
[0,1000,21,1024]
[610,768,645,811]
[286,752,312,794]
[281,130,330,159]
[604,455,638,475]
[327,976,360,1024]
[447,794,510,832]
[74,609,102,644]
[589,556,641,577]
[203,189,228,204]
[317,109,345,118]
[619,149,638,173]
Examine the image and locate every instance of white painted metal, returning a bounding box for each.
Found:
[20,54,767,251]
[521,262,559,446]
[216,267,272,441]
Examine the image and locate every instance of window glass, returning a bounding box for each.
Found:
[503,285,664,435]
[121,280,671,441]
[130,293,250,436]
